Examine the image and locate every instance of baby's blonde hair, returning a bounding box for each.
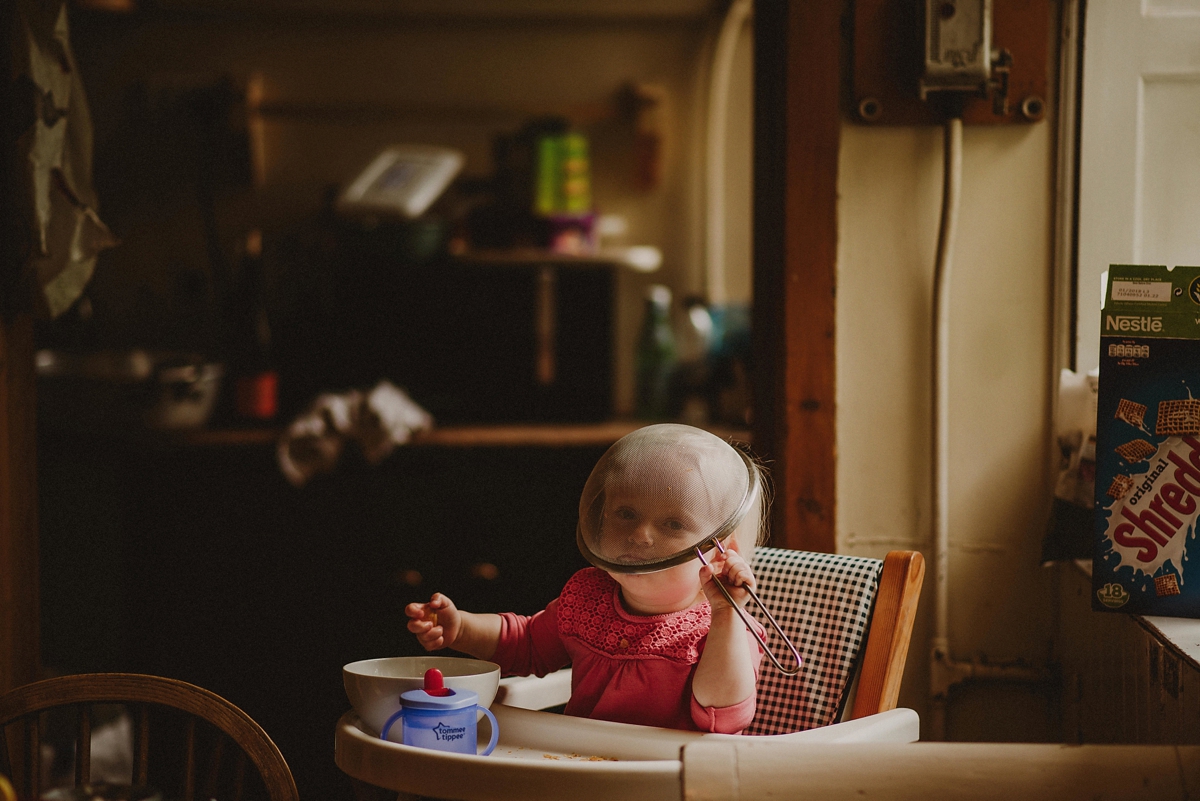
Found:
[725,446,771,562]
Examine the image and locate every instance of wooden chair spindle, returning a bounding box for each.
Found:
[0,723,12,779]
[133,705,150,788]
[203,733,225,801]
[233,750,247,801]
[183,717,196,801]
[75,704,92,786]
[25,716,39,800]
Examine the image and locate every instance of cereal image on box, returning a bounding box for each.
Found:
[1155,574,1181,597]
[1099,435,1200,601]
[1116,398,1148,429]
[1106,474,1135,500]
[1115,439,1157,463]
[1156,399,1200,436]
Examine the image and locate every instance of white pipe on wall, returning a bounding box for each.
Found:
[930,117,963,740]
[705,0,752,306]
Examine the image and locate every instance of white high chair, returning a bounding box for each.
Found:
[335,548,925,801]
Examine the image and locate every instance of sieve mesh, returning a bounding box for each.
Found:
[576,424,758,573]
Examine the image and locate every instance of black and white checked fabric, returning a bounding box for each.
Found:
[743,548,883,736]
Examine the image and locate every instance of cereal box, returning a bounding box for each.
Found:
[1094,264,1200,616]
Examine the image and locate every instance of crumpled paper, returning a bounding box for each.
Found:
[277,381,433,487]
[14,0,118,318]
[1041,367,1100,563]
[1053,367,1100,510]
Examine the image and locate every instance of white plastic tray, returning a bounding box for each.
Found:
[335,704,698,801]
[334,704,920,801]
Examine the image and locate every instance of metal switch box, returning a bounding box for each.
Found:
[920,0,992,98]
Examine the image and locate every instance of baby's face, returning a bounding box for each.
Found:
[597,465,712,564]
[609,559,708,615]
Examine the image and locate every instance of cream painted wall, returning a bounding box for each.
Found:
[837,120,1059,739]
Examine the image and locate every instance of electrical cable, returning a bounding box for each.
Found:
[931,115,962,740]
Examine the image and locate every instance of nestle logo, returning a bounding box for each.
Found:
[1105,315,1163,333]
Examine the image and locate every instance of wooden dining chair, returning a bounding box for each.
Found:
[0,673,299,801]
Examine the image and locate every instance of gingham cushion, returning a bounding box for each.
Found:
[743,548,883,735]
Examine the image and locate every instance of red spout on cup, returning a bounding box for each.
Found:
[423,668,453,696]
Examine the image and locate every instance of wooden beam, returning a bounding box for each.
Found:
[753,1,841,552]
[1,0,40,694]
[0,314,39,694]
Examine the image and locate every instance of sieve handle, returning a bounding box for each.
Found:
[695,543,803,677]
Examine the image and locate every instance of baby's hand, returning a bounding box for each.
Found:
[405,593,462,651]
[699,549,756,611]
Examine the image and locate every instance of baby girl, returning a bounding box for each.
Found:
[405,423,768,734]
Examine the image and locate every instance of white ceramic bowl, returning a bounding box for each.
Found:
[343,656,501,737]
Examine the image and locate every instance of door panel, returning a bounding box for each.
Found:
[1139,78,1200,264]
[1077,2,1200,371]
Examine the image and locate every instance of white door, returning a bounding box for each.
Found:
[1077,0,1200,373]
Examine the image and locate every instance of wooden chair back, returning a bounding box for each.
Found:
[0,673,298,801]
[848,550,926,719]
[744,548,925,734]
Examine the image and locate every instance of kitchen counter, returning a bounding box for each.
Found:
[1059,560,1200,744]
[1138,616,1200,673]
[1071,558,1200,673]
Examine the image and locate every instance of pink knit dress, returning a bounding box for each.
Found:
[491,567,764,733]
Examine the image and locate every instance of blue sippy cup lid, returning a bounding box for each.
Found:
[400,668,479,710]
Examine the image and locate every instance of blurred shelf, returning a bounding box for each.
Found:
[411,420,750,447]
[134,0,714,22]
[453,247,661,272]
[165,420,750,449]
[164,426,280,447]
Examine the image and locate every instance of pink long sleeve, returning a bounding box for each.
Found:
[491,601,572,678]
[687,623,765,734]
[689,692,757,734]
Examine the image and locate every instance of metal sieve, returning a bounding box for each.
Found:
[575,424,801,676]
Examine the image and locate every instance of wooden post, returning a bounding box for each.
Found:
[0,315,39,695]
[1,0,41,694]
[752,1,841,553]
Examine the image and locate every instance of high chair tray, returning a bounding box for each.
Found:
[335,704,921,801]
[335,704,706,801]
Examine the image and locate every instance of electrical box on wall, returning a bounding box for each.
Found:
[920,0,992,98]
[853,0,1049,125]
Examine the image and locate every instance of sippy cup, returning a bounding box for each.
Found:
[380,669,499,756]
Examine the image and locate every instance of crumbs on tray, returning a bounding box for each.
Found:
[542,753,617,761]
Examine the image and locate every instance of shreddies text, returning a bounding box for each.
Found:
[1114,436,1200,562]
